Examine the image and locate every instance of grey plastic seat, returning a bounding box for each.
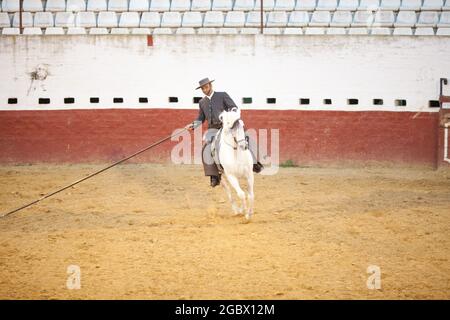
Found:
[34,12,55,27]
[45,27,65,34]
[108,0,129,11]
[212,0,233,11]
[295,0,317,10]
[111,27,130,34]
[170,0,191,11]
[304,27,326,34]
[150,0,170,11]
[12,12,33,27]
[66,0,87,11]
[197,27,218,34]
[119,12,140,27]
[309,10,331,27]
[67,27,87,34]
[283,27,303,34]
[263,27,282,34]
[161,11,182,27]
[359,0,380,10]
[0,13,11,27]
[253,0,274,10]
[327,27,347,34]
[89,28,108,34]
[218,27,238,34]
[414,27,435,35]
[76,11,96,27]
[379,0,400,10]
[204,11,224,26]
[140,12,161,27]
[87,0,107,11]
[394,11,417,27]
[444,0,450,10]
[131,27,151,34]
[436,27,450,34]
[348,27,369,34]
[23,0,43,12]
[316,0,338,10]
[274,0,295,11]
[153,28,174,34]
[330,11,353,27]
[2,0,20,12]
[224,11,245,27]
[240,27,259,34]
[393,27,413,35]
[437,12,450,27]
[352,10,374,27]
[55,12,76,27]
[416,11,440,27]
[399,0,421,10]
[370,27,391,34]
[245,11,266,27]
[97,11,118,27]
[266,11,288,27]
[373,10,395,27]
[234,0,255,10]
[422,0,444,10]
[181,11,203,27]
[2,27,20,34]
[287,11,309,27]
[176,27,196,34]
[45,0,66,11]
[191,0,212,11]
[336,0,358,10]
[23,27,43,35]
[129,0,149,11]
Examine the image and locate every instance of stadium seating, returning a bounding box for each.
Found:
[1,0,450,36]
[66,0,87,11]
[108,0,128,11]
[119,12,140,27]
[204,11,224,27]
[129,0,149,11]
[330,11,353,27]
[191,0,212,11]
[224,11,245,27]
[140,12,161,27]
[170,0,191,11]
[75,11,96,27]
[45,0,66,11]
[182,11,203,27]
[34,12,55,27]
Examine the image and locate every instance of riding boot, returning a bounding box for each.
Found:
[210,175,221,187]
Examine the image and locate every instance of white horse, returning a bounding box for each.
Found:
[216,108,255,221]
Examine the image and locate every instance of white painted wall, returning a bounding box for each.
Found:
[0,35,449,112]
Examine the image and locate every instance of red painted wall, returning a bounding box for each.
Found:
[0,108,442,166]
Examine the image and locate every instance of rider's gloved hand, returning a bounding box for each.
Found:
[185,120,202,131]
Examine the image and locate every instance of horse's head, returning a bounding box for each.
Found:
[218,108,247,150]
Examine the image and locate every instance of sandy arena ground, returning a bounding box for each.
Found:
[0,163,449,299]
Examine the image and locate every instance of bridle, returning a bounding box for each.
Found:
[223,118,248,150]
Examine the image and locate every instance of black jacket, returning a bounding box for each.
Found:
[195,91,238,129]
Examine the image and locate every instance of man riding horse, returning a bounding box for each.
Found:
[185,77,264,187]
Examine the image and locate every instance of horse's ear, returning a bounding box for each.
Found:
[219,114,223,122]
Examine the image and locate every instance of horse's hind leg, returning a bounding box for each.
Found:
[246,173,254,220]
[225,174,247,215]
[221,175,242,215]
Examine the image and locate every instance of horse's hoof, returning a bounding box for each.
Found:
[245,213,252,221]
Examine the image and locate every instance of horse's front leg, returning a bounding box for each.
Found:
[225,174,247,215]
[246,172,254,220]
[221,174,243,215]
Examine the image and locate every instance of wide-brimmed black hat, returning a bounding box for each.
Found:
[196,77,215,90]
